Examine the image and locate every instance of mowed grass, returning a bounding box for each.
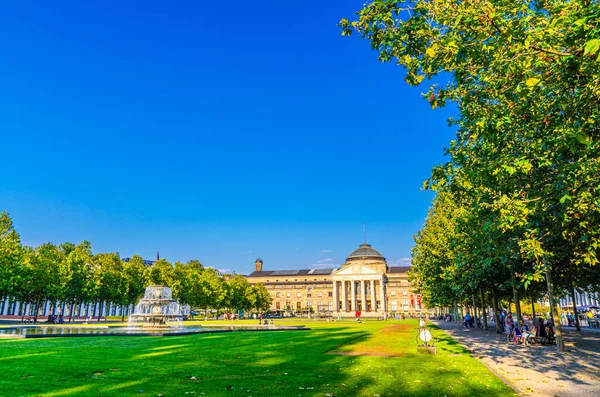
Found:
[0,319,515,397]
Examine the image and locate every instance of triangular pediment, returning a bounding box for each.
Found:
[333,264,382,277]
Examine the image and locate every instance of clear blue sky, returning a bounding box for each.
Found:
[0,1,455,274]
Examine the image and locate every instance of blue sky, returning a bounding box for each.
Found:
[0,1,455,274]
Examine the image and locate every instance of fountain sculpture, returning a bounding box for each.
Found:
[128,285,183,328]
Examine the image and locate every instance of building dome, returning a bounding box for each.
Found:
[346,243,385,262]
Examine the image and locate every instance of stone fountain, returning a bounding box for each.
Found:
[128,285,183,328]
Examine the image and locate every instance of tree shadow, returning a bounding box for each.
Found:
[0,320,515,396]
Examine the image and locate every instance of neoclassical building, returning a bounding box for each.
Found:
[246,242,422,317]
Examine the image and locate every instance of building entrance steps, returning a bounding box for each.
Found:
[432,320,600,397]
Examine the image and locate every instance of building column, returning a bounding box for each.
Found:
[360,280,366,313]
[351,281,356,313]
[342,280,348,312]
[332,280,339,312]
[379,278,386,313]
[0,298,7,315]
[370,279,376,312]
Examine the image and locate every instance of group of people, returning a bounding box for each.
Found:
[462,312,482,328]
[46,314,64,324]
[561,310,599,327]
[223,313,239,321]
[503,312,555,345]
[256,313,274,325]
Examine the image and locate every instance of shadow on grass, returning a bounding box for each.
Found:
[0,320,515,397]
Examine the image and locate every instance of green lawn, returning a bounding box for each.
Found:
[0,319,515,397]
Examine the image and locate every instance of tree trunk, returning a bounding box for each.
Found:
[545,264,565,352]
[491,285,502,333]
[121,305,126,322]
[472,293,478,323]
[33,299,40,323]
[97,301,104,322]
[510,269,522,321]
[452,299,458,322]
[570,287,581,331]
[69,302,75,322]
[531,294,536,318]
[480,288,488,331]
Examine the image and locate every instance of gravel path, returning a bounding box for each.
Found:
[432,320,600,397]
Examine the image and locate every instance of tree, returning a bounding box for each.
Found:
[60,241,93,322]
[199,268,227,318]
[122,255,149,320]
[90,253,127,321]
[149,259,174,286]
[341,0,600,352]
[249,283,272,314]
[0,212,24,306]
[227,274,252,314]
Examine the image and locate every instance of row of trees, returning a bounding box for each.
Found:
[0,212,271,322]
[341,0,600,351]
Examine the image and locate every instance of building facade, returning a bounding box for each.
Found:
[246,242,423,317]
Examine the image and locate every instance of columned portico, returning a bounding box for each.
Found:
[332,243,388,317]
[379,277,386,312]
[370,279,376,310]
[360,280,366,312]
[350,281,356,312]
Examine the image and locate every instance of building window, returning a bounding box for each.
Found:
[276,302,280,310]
[317,292,322,298]
[391,300,397,311]
[276,292,280,298]
[328,301,333,310]
[296,302,302,309]
[286,293,291,298]
[328,292,333,297]
[307,293,312,298]
[391,290,396,296]
[307,301,312,307]
[402,290,408,296]
[296,292,302,298]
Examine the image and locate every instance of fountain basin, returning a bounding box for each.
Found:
[0,325,310,338]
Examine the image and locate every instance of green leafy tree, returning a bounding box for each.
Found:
[341,0,600,352]
[90,253,127,321]
[248,283,272,314]
[60,241,93,322]
[149,259,174,286]
[0,212,24,305]
[122,255,149,320]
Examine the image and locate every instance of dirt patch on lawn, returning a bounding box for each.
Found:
[330,347,406,358]
[327,323,412,358]
[380,323,412,333]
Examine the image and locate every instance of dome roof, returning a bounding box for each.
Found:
[346,243,385,261]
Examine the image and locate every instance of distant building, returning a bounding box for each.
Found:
[121,257,156,266]
[245,242,423,317]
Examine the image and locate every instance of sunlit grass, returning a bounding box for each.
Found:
[0,319,515,396]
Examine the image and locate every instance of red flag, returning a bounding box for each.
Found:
[410,294,414,307]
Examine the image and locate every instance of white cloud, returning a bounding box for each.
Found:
[218,268,232,274]
[321,249,333,253]
[309,258,337,269]
[388,258,412,266]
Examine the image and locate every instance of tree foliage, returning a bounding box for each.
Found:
[342,0,600,351]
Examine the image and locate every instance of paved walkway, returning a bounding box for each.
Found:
[432,320,600,397]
